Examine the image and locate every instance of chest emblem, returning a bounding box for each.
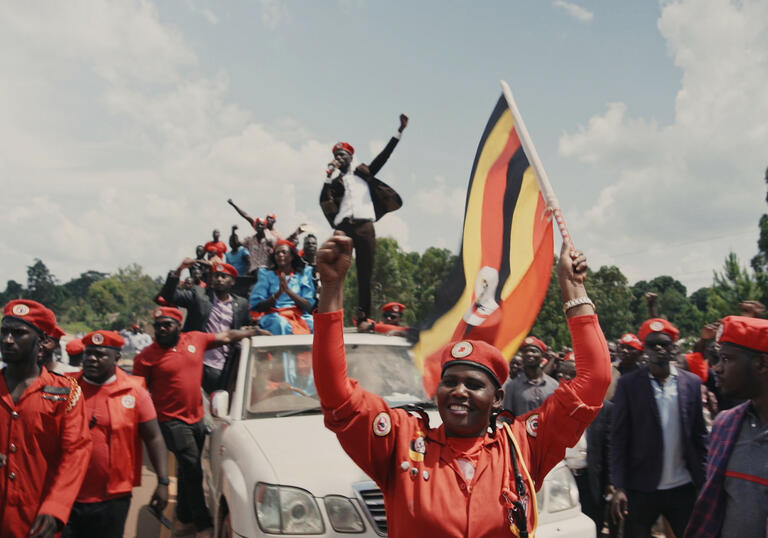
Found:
[372,412,391,437]
[187,345,196,353]
[122,395,136,409]
[409,431,426,462]
[525,414,539,437]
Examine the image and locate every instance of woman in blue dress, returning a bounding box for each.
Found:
[249,240,316,334]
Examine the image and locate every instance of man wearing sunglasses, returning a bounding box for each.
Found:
[610,318,708,538]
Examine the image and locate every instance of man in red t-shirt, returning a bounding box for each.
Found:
[203,229,227,259]
[64,330,169,538]
[132,307,258,534]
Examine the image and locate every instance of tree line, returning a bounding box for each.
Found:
[4,168,767,345]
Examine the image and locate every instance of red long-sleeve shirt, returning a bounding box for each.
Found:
[312,310,610,537]
[0,369,92,537]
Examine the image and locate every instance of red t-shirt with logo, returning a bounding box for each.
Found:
[76,377,156,503]
[132,332,216,424]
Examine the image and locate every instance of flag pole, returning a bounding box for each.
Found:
[500,80,574,251]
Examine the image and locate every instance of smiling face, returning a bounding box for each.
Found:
[83,346,119,383]
[273,244,294,270]
[437,364,503,438]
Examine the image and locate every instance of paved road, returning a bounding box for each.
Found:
[123,455,175,538]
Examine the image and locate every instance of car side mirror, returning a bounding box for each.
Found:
[210,390,230,418]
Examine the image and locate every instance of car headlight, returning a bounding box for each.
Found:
[324,495,365,533]
[546,466,580,513]
[254,483,325,534]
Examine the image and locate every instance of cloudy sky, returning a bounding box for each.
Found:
[2,0,767,295]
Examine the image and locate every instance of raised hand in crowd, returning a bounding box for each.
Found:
[398,113,409,133]
[738,299,765,317]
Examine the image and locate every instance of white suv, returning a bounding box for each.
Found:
[202,332,595,537]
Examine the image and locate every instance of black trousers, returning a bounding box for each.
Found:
[202,364,224,394]
[159,419,213,530]
[335,219,375,318]
[63,496,131,538]
[625,483,696,538]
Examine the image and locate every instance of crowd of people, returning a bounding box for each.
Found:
[1,109,766,538]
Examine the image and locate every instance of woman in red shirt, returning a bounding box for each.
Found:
[312,232,611,537]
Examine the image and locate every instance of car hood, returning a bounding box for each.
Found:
[241,414,376,497]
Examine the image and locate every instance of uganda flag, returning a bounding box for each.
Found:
[413,95,554,397]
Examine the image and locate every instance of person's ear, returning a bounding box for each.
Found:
[494,387,504,407]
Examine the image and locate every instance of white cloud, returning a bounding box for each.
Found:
[558,0,768,290]
[413,175,466,219]
[186,1,219,24]
[0,0,329,286]
[553,0,594,22]
[259,0,288,29]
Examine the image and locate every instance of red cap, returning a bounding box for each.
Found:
[382,302,406,314]
[619,333,643,351]
[65,338,84,356]
[3,299,60,338]
[211,263,238,277]
[82,330,125,350]
[332,142,354,155]
[440,340,508,388]
[520,335,547,353]
[717,315,768,353]
[152,306,183,324]
[266,213,276,220]
[564,351,575,361]
[638,318,679,343]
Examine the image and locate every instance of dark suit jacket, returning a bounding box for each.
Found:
[610,366,708,493]
[158,272,250,333]
[319,136,403,227]
[586,400,613,505]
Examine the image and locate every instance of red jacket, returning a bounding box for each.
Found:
[313,311,610,537]
[75,369,150,498]
[0,369,92,537]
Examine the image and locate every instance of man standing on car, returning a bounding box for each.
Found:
[319,113,408,321]
[132,307,258,535]
[65,330,169,538]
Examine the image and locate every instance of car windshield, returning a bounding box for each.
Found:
[244,343,429,418]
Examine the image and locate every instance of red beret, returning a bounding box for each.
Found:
[619,333,643,351]
[520,336,547,353]
[266,213,276,220]
[152,306,183,324]
[82,330,125,350]
[638,318,679,343]
[332,142,354,155]
[564,351,575,362]
[211,263,238,277]
[440,340,508,388]
[3,299,59,338]
[275,239,297,254]
[65,338,84,356]
[717,315,768,353]
[382,302,406,314]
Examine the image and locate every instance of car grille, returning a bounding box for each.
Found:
[353,481,387,536]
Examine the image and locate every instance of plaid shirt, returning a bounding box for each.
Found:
[684,401,751,538]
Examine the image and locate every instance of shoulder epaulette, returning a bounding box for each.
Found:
[65,376,82,413]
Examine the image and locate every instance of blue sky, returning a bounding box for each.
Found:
[2,0,767,296]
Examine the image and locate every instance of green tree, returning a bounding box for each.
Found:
[25,259,68,309]
[588,265,634,341]
[707,251,761,320]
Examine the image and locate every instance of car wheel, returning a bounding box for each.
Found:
[218,508,233,538]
